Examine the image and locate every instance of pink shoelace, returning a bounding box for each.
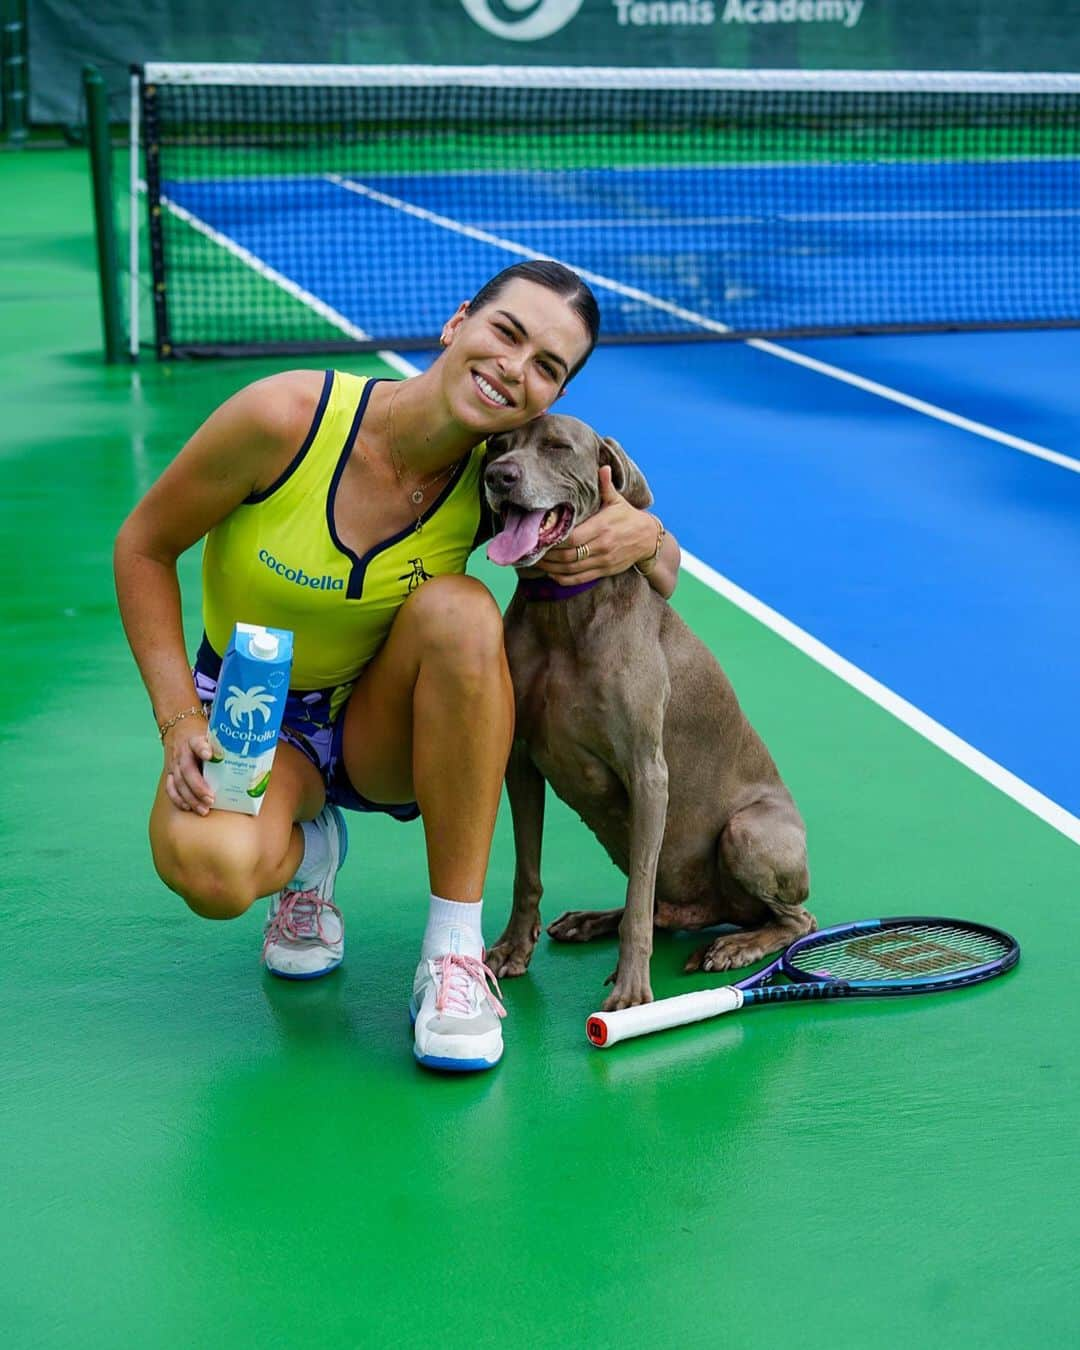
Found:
[433,952,507,1019]
[262,889,341,960]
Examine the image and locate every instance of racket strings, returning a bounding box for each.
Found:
[790,923,1012,984]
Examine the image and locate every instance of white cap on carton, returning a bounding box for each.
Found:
[249,629,280,661]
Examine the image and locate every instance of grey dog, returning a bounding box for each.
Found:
[482,413,814,1011]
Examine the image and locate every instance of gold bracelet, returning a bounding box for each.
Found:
[157,704,208,741]
[634,518,666,577]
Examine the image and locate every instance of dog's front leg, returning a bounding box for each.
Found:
[603,748,668,1011]
[487,739,546,978]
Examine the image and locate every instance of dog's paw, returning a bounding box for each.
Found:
[686,934,769,973]
[486,946,532,978]
[486,926,539,978]
[600,978,654,1013]
[547,908,621,943]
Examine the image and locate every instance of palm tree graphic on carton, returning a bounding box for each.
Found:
[224,684,276,755]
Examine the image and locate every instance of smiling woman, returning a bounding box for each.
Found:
[435,261,598,428]
[113,258,679,1073]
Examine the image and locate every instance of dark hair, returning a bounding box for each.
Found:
[466,260,600,382]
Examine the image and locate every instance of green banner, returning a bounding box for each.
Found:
[30,0,1080,124]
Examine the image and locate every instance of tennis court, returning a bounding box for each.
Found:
[3,69,1079,1350]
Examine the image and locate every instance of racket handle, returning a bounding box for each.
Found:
[586,987,744,1047]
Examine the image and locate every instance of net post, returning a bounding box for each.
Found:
[1,0,29,147]
[139,69,171,359]
[128,70,141,360]
[83,64,126,365]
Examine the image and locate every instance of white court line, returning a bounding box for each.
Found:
[682,553,1080,846]
[781,207,1080,222]
[479,217,763,229]
[327,171,1080,477]
[154,189,416,376]
[746,340,1080,475]
[326,172,729,337]
[478,208,1080,230]
[159,194,373,340]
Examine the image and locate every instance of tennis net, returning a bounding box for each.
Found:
[134,64,1080,358]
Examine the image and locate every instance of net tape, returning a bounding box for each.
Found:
[142,64,1080,94]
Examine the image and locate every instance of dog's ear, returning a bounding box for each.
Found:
[598,436,653,509]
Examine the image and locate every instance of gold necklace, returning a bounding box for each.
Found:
[386,383,455,533]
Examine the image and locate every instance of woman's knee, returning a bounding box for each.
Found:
[150,821,261,920]
[407,575,507,669]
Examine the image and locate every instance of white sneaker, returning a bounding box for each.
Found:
[410,941,506,1072]
[263,804,348,980]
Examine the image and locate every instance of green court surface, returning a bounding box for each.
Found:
[2,149,1077,1350]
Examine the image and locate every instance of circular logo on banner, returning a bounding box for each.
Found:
[461,0,584,42]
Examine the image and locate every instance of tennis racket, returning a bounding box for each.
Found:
[586,916,1019,1048]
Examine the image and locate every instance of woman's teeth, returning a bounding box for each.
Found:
[474,373,509,406]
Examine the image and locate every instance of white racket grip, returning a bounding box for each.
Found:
[586,986,744,1047]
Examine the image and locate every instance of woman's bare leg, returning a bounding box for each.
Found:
[149,742,326,918]
[338,574,512,1069]
[339,574,514,901]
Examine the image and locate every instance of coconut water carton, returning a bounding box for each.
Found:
[204,623,294,815]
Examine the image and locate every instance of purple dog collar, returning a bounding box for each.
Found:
[517,575,601,603]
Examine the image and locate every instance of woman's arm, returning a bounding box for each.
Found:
[535,465,682,599]
[114,370,321,812]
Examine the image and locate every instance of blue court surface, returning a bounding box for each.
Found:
[163,158,1080,337]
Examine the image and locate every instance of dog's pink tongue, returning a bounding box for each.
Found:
[487,507,547,565]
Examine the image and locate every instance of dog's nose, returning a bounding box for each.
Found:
[485,459,521,493]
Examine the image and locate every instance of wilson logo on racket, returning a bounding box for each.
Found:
[842,934,969,975]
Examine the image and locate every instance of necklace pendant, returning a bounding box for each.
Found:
[411,488,424,505]
[414,517,424,535]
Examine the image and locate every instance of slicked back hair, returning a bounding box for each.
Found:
[465,260,600,382]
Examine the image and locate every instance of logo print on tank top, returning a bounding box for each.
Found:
[400,558,433,594]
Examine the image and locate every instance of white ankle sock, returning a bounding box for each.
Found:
[422,894,484,960]
[291,818,330,891]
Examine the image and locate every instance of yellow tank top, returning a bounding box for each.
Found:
[202,371,488,696]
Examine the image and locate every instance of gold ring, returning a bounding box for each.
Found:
[575,543,591,562]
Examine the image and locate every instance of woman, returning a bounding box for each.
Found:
[114,261,681,1072]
